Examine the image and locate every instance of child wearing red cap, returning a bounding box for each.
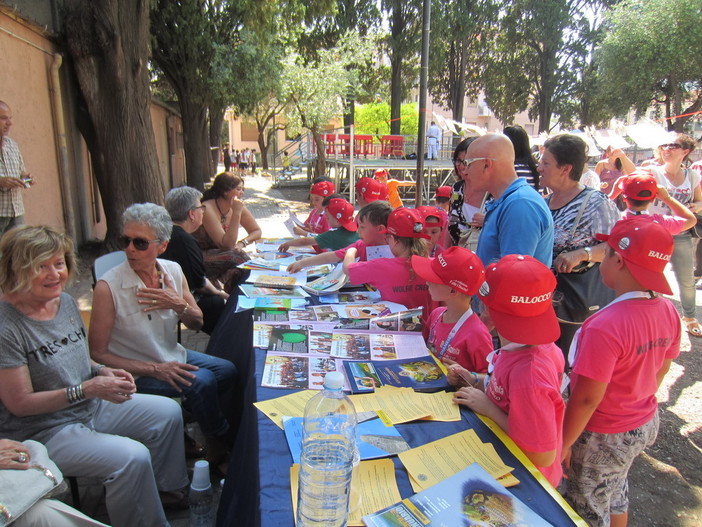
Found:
[355,177,387,207]
[610,171,695,235]
[563,218,680,527]
[433,185,452,213]
[286,201,393,273]
[293,180,335,236]
[343,207,436,317]
[452,254,565,488]
[411,247,492,373]
[416,205,448,257]
[374,169,414,208]
[279,196,359,252]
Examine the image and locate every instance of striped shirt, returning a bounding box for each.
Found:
[0,136,26,216]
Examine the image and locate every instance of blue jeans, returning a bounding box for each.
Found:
[135,350,237,438]
[670,233,696,319]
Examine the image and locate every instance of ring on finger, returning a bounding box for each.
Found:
[152,300,157,305]
[17,453,27,463]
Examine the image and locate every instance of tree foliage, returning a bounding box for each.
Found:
[428,0,499,122]
[596,0,702,131]
[482,0,601,132]
[355,102,418,136]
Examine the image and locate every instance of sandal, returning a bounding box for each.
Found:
[683,317,702,338]
[159,487,189,510]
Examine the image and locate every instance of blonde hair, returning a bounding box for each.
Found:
[388,234,429,258]
[0,225,76,294]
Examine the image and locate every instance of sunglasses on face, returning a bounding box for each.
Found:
[455,157,495,168]
[119,235,160,251]
[660,143,683,150]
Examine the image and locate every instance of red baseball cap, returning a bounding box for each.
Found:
[416,205,447,228]
[618,172,658,201]
[596,217,673,294]
[326,198,358,232]
[355,177,383,202]
[374,168,389,180]
[478,255,560,345]
[411,246,485,295]
[435,186,452,199]
[385,207,430,239]
[310,180,336,197]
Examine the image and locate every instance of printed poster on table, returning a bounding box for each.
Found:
[261,352,344,390]
[344,355,448,394]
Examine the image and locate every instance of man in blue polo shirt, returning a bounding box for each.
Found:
[462,133,553,268]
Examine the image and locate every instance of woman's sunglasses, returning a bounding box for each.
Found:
[660,143,683,150]
[119,236,160,251]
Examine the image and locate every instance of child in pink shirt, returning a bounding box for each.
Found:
[411,246,492,373]
[610,171,695,234]
[294,180,335,235]
[563,218,680,527]
[451,254,565,488]
[343,207,436,317]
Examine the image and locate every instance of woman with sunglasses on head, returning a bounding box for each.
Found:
[0,225,189,527]
[89,203,237,474]
[192,172,262,293]
[162,186,229,335]
[646,134,702,337]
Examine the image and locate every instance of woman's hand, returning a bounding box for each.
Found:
[553,250,586,274]
[150,361,199,392]
[0,439,30,470]
[83,374,136,404]
[229,197,245,219]
[136,273,188,314]
[97,366,135,384]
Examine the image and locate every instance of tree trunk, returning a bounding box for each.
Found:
[179,98,212,190]
[209,104,226,172]
[63,0,165,246]
[312,128,326,177]
[390,51,403,135]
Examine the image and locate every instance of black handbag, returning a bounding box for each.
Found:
[689,213,702,238]
[552,189,615,324]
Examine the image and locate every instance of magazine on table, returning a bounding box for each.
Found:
[261,352,345,390]
[239,283,309,299]
[362,462,552,527]
[344,355,449,394]
[300,263,348,295]
[283,411,410,464]
[284,210,306,237]
[246,269,307,289]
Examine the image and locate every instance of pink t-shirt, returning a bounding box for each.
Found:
[304,208,330,234]
[426,307,491,373]
[621,210,686,235]
[486,343,565,487]
[334,239,369,261]
[571,296,680,434]
[347,257,438,318]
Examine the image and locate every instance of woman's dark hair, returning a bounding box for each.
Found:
[503,125,540,188]
[543,134,588,182]
[203,172,243,201]
[452,136,478,165]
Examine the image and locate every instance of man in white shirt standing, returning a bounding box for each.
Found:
[0,101,34,234]
[427,121,442,160]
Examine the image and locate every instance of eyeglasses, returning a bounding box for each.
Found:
[456,157,494,168]
[119,235,160,251]
[660,143,683,150]
[191,205,206,212]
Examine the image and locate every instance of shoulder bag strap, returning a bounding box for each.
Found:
[569,189,595,239]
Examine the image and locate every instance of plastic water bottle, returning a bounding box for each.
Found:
[297,371,357,527]
[189,460,214,526]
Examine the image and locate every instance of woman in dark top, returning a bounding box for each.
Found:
[504,125,540,191]
[162,186,230,334]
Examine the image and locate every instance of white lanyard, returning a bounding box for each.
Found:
[429,308,473,359]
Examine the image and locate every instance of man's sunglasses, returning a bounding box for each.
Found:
[455,157,495,168]
[119,236,160,251]
[660,143,683,150]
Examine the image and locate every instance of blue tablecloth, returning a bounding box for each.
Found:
[217,339,579,526]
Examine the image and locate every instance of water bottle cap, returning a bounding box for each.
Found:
[191,459,212,491]
[323,371,345,390]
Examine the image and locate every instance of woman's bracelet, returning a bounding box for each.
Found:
[91,364,106,377]
[468,371,479,388]
[66,383,86,405]
[178,304,190,317]
[239,238,250,247]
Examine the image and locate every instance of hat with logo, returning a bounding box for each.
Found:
[618,171,658,201]
[478,254,560,345]
[411,246,484,295]
[384,207,430,239]
[595,217,673,294]
[310,180,336,197]
[416,205,448,228]
[435,186,452,199]
[326,198,358,232]
[355,177,383,202]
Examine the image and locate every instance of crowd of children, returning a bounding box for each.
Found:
[276,170,680,527]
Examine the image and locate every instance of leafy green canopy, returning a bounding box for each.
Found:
[354,102,419,136]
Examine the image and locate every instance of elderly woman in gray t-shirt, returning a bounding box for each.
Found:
[0,225,189,527]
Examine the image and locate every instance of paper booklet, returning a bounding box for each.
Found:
[284,210,306,237]
[246,269,307,289]
[362,462,552,526]
[344,355,449,394]
[300,263,348,295]
[283,411,410,464]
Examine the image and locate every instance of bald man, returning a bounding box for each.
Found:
[462,133,553,267]
[0,101,33,234]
